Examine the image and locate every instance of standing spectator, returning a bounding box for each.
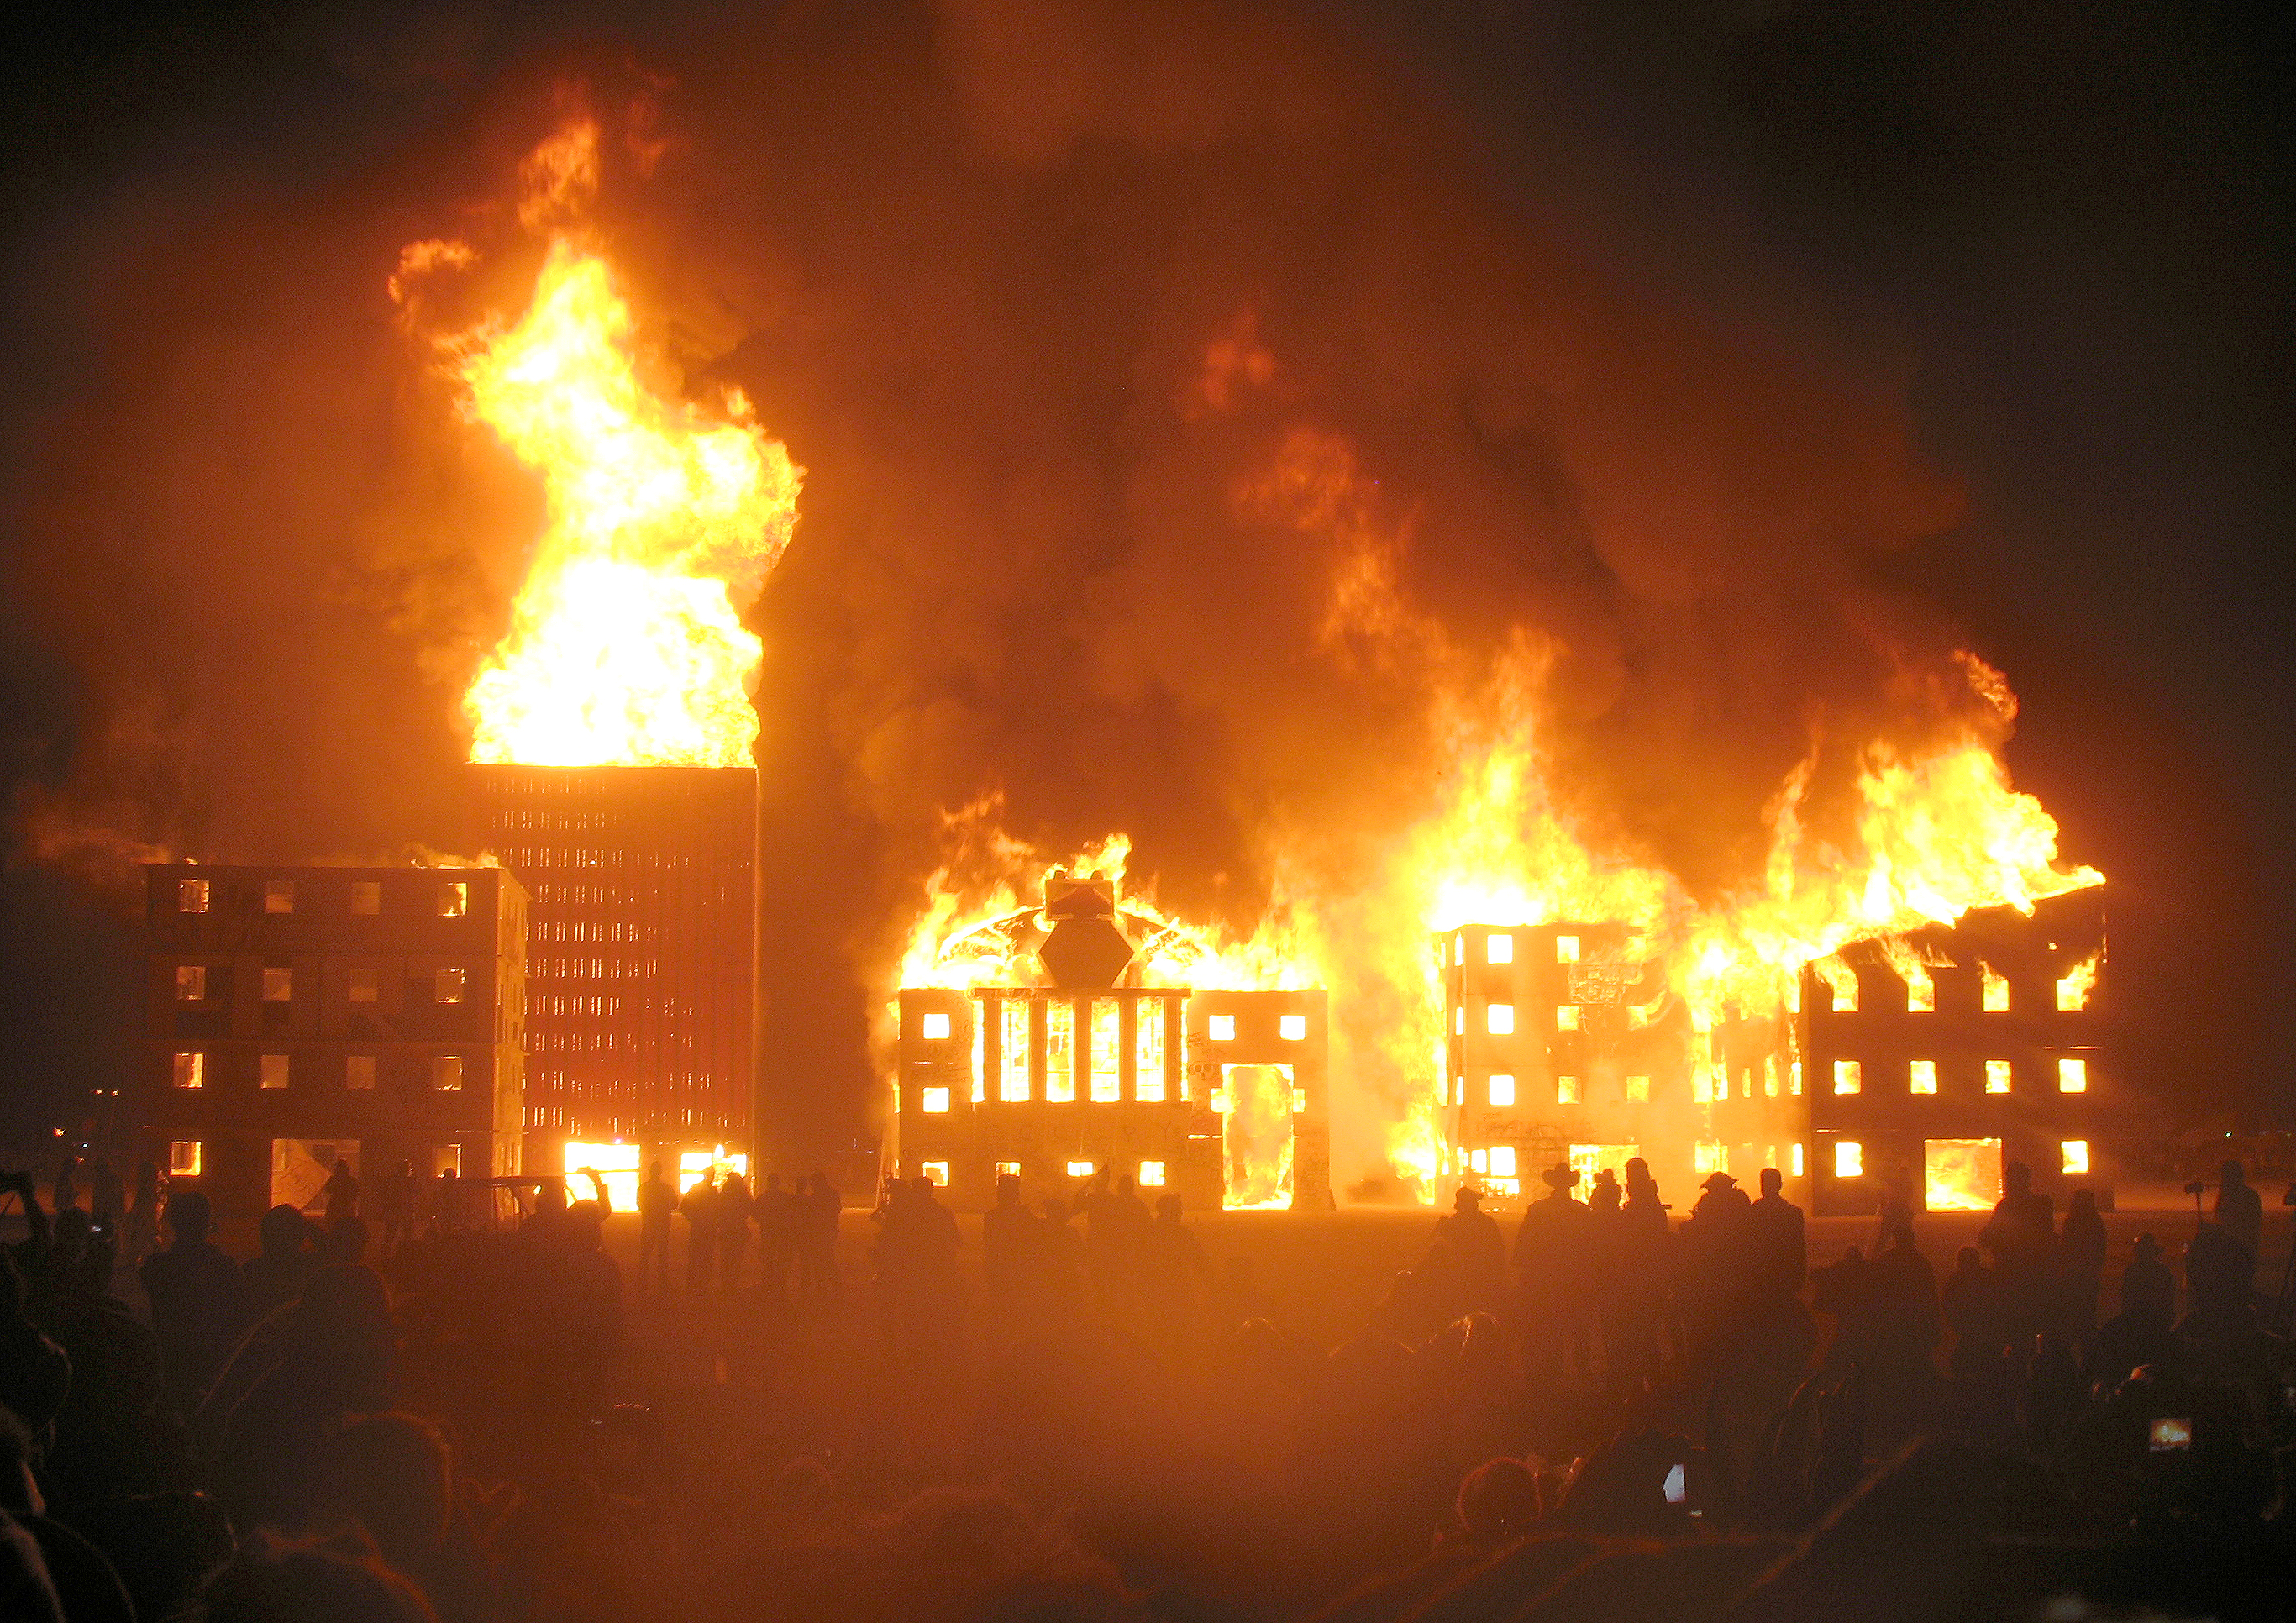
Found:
[717,1173,754,1292]
[139,1190,251,1411]
[1516,1164,1598,1382]
[87,1161,124,1230]
[800,1174,842,1300]
[2053,1189,2109,1346]
[320,1159,360,1227]
[757,1173,798,1299]
[680,1173,720,1298]
[982,1173,1031,1309]
[120,1160,159,1265]
[1428,1187,1509,1320]
[2213,1159,2262,1256]
[637,1161,675,1294]
[52,1156,76,1215]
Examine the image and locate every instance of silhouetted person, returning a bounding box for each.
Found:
[2213,1158,2262,1255]
[139,1191,251,1411]
[680,1173,720,1297]
[637,1161,675,1294]
[1679,1170,1757,1367]
[1978,1159,2054,1341]
[240,1205,317,1321]
[717,1173,754,1291]
[52,1155,76,1214]
[1516,1164,1597,1381]
[982,1173,1031,1308]
[87,1160,123,1228]
[320,1158,360,1226]
[2085,1233,2178,1389]
[757,1172,797,1298]
[0,1254,71,1450]
[430,1165,464,1236]
[873,1177,960,1365]
[1142,1192,1211,1329]
[1867,1221,1941,1375]
[1750,1168,1806,1302]
[2053,1187,2108,1344]
[1811,1243,1875,1370]
[799,1174,841,1299]
[375,1161,416,1253]
[1428,1187,1508,1319]
[120,1161,158,1264]
[1939,1245,2008,1382]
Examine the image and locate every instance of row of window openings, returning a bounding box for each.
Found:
[162,1141,466,1180]
[1452,932,1631,966]
[1453,1073,1642,1107]
[179,877,470,917]
[170,1052,464,1090]
[913,1079,1305,1116]
[912,1011,1306,1043]
[176,965,469,1005]
[1801,965,2090,1015]
[1453,1003,1650,1036]
[532,959,660,980]
[1830,1058,2088,1095]
[908,1159,1167,1190]
[1831,1139,2091,1179]
[533,922,649,943]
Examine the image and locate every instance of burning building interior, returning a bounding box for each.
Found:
[894,869,1331,1211]
[1804,886,2113,1217]
[475,764,756,1200]
[141,863,525,1224]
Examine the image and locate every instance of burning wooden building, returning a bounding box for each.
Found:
[475,764,756,1195]
[140,863,525,1225]
[1803,887,2112,1216]
[894,871,1330,1211]
[1440,921,1805,1204]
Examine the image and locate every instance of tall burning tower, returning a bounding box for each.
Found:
[410,149,799,1173]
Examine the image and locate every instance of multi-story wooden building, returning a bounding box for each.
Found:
[474,765,755,1176]
[141,864,525,1224]
[1804,888,2112,1215]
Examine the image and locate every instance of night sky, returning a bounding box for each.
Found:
[0,0,2286,1164]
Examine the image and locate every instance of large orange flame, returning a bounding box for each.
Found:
[458,242,801,765]
[406,120,803,768]
[894,405,2101,1205]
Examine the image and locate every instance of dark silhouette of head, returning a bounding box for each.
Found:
[311,1413,453,1568]
[163,1191,211,1247]
[197,1533,434,1623]
[996,1173,1020,1206]
[2004,1159,2033,1194]
[1456,1455,1541,1537]
[648,1160,662,1181]
[259,1205,310,1261]
[1955,1245,1982,1272]
[1454,1187,1484,1212]
[1760,1167,1783,1197]
[2221,1159,2247,1188]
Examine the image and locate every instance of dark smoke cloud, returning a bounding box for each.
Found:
[1,0,2280,1158]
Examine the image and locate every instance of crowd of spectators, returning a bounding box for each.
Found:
[0,1149,2291,1622]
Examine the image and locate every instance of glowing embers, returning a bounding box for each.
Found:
[565,1142,642,1209]
[1222,1064,1295,1210]
[1923,1138,2003,1212]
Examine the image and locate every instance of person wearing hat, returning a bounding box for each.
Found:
[1515,1164,1597,1384]
[1429,1185,1509,1317]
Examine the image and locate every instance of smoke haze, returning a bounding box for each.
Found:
[2,0,2285,1162]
